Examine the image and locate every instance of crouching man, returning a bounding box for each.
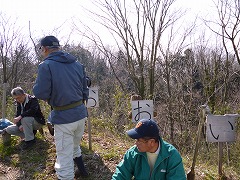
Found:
[5,87,45,149]
[112,119,186,180]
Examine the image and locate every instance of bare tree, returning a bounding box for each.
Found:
[0,14,35,92]
[75,0,186,99]
[204,0,240,65]
[154,18,195,143]
[202,0,240,117]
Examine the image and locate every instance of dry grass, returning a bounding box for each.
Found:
[0,117,239,180]
[0,119,130,180]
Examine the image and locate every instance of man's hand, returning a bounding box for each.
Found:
[14,116,22,124]
[19,125,24,132]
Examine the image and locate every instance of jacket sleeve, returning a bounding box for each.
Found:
[166,150,186,180]
[33,62,52,101]
[112,150,134,180]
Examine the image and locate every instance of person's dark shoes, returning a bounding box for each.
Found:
[33,130,37,136]
[47,122,54,136]
[22,139,36,150]
[74,156,89,177]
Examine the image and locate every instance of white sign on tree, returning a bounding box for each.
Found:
[131,100,153,123]
[87,87,99,108]
[206,114,239,142]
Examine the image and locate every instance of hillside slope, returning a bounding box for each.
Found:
[0,119,239,180]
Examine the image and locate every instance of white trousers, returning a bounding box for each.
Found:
[54,117,87,180]
[5,117,43,141]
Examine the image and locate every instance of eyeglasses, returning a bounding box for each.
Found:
[136,137,156,144]
[136,139,152,144]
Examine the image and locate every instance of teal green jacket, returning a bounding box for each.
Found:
[112,138,186,180]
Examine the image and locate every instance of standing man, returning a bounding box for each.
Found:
[33,36,89,180]
[112,119,186,180]
[5,87,45,149]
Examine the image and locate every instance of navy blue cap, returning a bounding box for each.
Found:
[127,119,159,139]
[40,36,60,47]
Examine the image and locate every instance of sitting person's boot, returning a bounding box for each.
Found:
[74,156,89,177]
[22,139,36,149]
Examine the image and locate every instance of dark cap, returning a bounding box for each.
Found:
[127,119,159,139]
[40,36,60,47]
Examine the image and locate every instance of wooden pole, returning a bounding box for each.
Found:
[226,142,230,166]
[218,142,223,176]
[87,109,92,150]
[2,83,7,120]
[187,105,206,180]
[1,39,7,121]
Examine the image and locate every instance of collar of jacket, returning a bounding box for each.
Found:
[137,137,171,164]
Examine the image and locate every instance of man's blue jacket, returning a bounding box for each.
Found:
[33,51,89,124]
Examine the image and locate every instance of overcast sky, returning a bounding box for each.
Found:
[0,0,216,46]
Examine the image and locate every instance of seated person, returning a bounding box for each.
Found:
[112,119,186,180]
[4,87,45,149]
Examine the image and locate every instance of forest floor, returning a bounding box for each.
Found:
[0,119,239,180]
